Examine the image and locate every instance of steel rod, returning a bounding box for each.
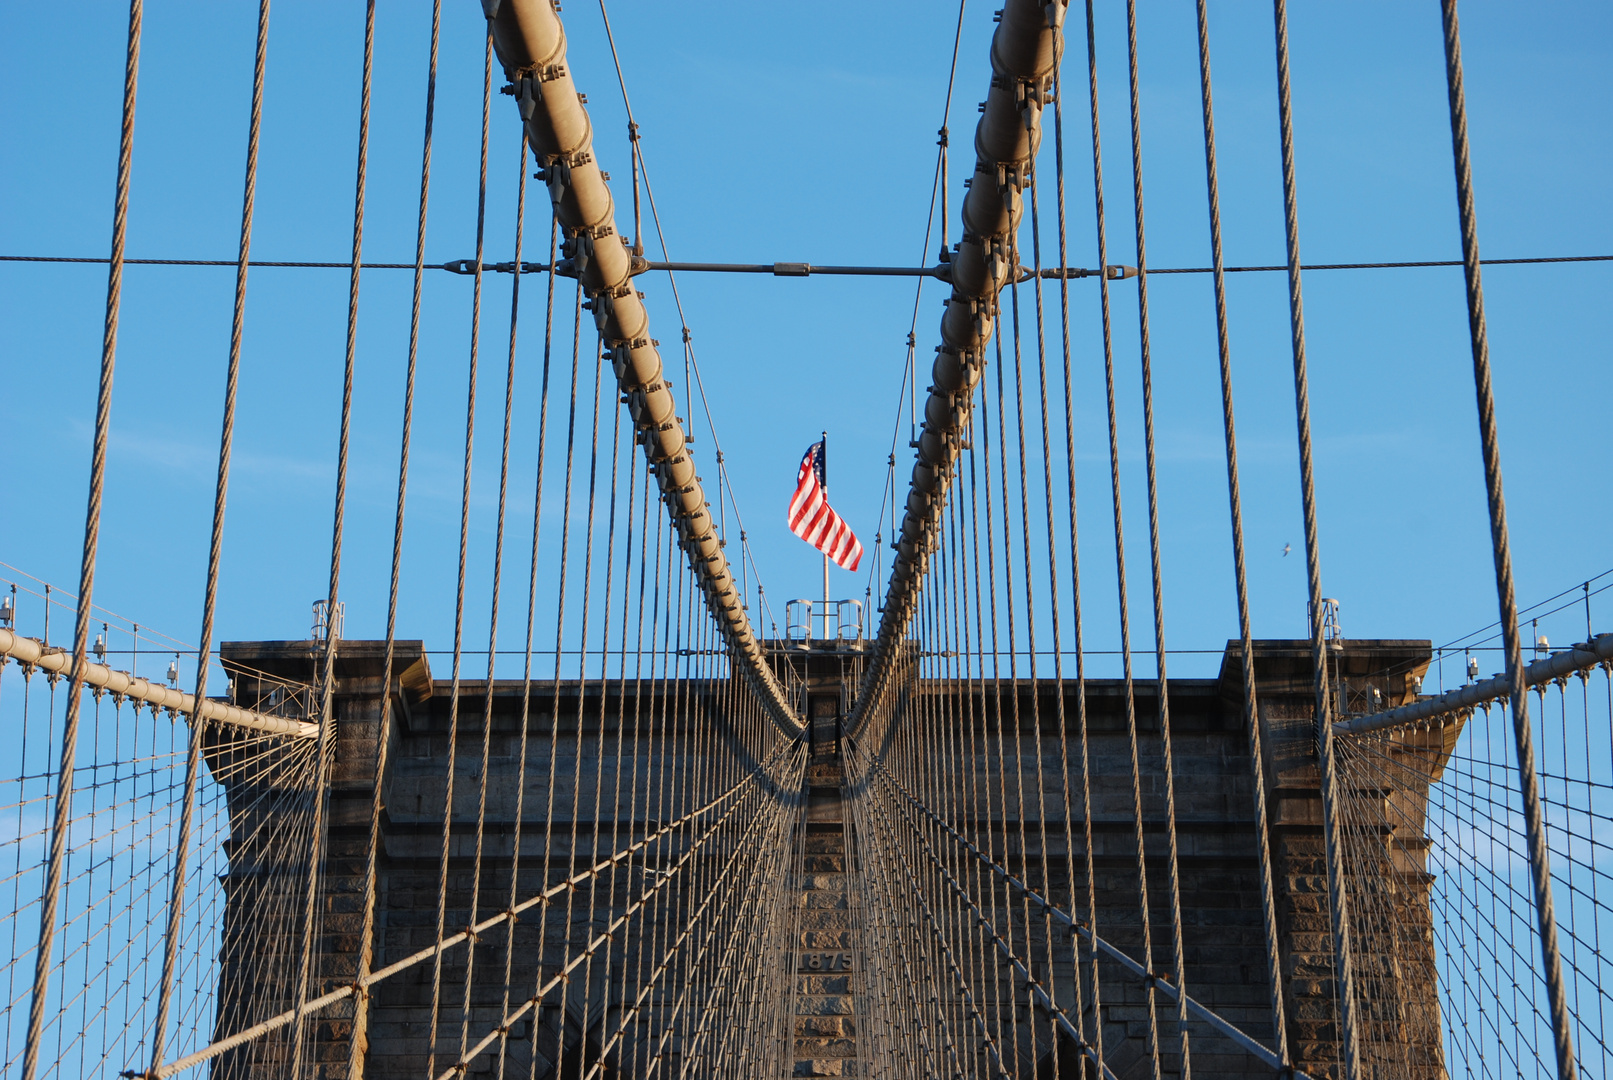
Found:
[6,252,1608,274]
[0,628,316,739]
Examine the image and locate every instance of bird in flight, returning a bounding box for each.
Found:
[1282,543,1291,557]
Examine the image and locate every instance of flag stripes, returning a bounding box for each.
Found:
[788,440,862,572]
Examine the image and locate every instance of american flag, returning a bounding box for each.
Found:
[787,439,862,572]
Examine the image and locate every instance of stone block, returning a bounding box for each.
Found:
[797,995,854,1016]
[799,910,852,933]
[798,974,852,995]
[803,891,849,910]
[794,1036,857,1059]
[800,930,853,950]
[795,1016,853,1038]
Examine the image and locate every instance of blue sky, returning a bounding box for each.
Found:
[1,1,1609,684]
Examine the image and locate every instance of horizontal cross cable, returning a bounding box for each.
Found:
[1334,631,1612,736]
[5,251,1607,275]
[862,747,1314,1077]
[140,743,788,1078]
[0,254,425,269]
[0,628,316,739]
[1147,252,1613,273]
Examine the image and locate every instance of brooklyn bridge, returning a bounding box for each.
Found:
[1,1,1609,1078]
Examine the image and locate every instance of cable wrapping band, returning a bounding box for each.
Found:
[484,0,797,736]
[851,0,1066,735]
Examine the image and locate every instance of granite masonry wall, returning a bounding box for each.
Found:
[212,637,1442,1079]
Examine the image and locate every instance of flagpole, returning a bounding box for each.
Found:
[821,431,829,641]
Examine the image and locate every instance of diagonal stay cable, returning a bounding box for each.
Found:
[151,1,272,1074]
[1439,3,1577,1077]
[18,3,142,1077]
[435,746,802,1080]
[139,745,788,1078]
[848,736,1114,1080]
[861,747,1316,1078]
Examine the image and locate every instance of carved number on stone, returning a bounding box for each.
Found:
[797,951,853,972]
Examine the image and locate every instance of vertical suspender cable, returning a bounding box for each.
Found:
[156,2,272,1074]
[312,0,375,1072]
[577,358,625,1060]
[493,134,534,1077]
[1438,3,1578,1078]
[1081,5,1167,1075]
[1103,2,1197,1071]
[541,280,584,1069]
[1268,3,1357,1077]
[1034,88,1091,1069]
[359,1,440,1074]
[1021,171,1076,1074]
[1124,2,1292,1061]
[336,5,377,1068]
[1189,0,1357,1071]
[521,276,580,1079]
[976,332,1010,1051]
[456,29,501,1067]
[20,4,142,1078]
[554,318,606,1071]
[1050,68,1106,1073]
[591,452,640,1076]
[429,27,492,1076]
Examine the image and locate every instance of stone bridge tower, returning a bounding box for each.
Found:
[213,636,1442,1078]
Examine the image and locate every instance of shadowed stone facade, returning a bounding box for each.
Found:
[213,637,1445,1079]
